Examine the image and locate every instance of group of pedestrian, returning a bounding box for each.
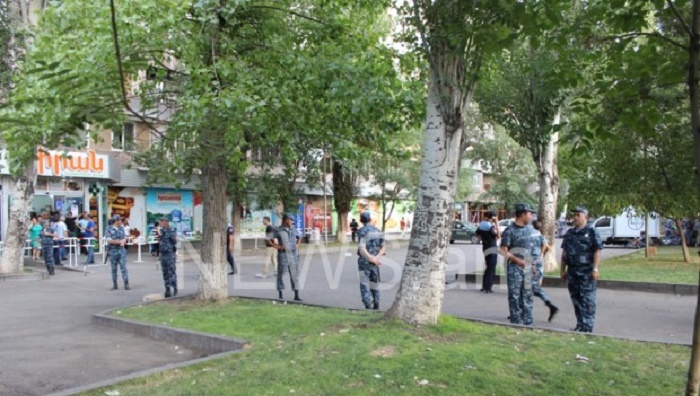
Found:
[485,203,600,333]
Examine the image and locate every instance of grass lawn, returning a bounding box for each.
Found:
[83,298,689,396]
[545,246,700,284]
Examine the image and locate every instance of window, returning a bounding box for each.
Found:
[595,218,611,228]
[112,123,135,151]
[472,172,482,187]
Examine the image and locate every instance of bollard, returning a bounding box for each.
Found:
[134,236,144,263]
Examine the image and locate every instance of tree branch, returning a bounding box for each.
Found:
[604,31,688,50]
[666,0,693,37]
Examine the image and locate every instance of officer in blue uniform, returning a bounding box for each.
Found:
[107,214,130,290]
[270,214,302,302]
[500,203,535,326]
[531,220,558,322]
[158,217,178,298]
[561,205,603,333]
[357,211,385,310]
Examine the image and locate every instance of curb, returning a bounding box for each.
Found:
[45,296,248,396]
[455,274,698,296]
[0,268,48,282]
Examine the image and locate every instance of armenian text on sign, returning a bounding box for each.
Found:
[36,147,109,178]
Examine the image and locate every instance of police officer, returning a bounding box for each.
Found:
[357,211,385,310]
[531,220,559,322]
[476,210,500,293]
[107,214,130,290]
[561,205,603,333]
[500,203,535,326]
[158,217,178,298]
[41,220,56,275]
[350,218,359,242]
[270,214,302,301]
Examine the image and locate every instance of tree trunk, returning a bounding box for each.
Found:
[197,156,228,300]
[686,1,700,394]
[385,79,463,325]
[0,167,34,274]
[678,219,692,263]
[536,120,560,273]
[332,158,353,244]
[231,201,242,252]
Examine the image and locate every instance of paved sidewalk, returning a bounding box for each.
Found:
[0,244,693,395]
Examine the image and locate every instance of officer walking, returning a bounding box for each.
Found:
[107,214,130,290]
[561,205,603,333]
[531,220,559,322]
[357,211,385,310]
[500,203,535,326]
[270,214,302,301]
[158,217,178,298]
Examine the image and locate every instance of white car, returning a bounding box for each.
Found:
[498,218,515,234]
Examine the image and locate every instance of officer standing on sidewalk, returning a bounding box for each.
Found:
[561,205,603,333]
[107,215,130,290]
[357,211,385,310]
[270,214,302,302]
[158,217,178,298]
[500,203,535,326]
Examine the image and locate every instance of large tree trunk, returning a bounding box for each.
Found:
[332,158,353,244]
[0,167,34,274]
[198,156,228,300]
[385,79,463,325]
[537,128,559,272]
[686,1,700,394]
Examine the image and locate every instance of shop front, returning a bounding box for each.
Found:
[30,147,121,242]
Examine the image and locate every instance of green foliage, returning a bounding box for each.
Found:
[561,6,700,218]
[465,122,537,212]
[1,0,416,205]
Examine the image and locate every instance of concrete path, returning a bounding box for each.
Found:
[0,242,691,395]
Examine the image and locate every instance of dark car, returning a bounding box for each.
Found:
[450,221,480,244]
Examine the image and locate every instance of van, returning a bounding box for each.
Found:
[592,208,661,246]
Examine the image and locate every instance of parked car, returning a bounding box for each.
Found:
[498,218,515,235]
[450,221,480,244]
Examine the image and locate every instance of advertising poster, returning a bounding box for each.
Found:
[304,196,332,233]
[107,187,135,219]
[349,198,415,232]
[146,188,193,237]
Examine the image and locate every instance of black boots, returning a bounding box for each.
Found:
[373,302,379,310]
[46,265,54,276]
[112,281,118,290]
[173,287,178,297]
[278,291,284,300]
[546,301,559,322]
[124,281,131,290]
[165,287,172,298]
[294,291,302,302]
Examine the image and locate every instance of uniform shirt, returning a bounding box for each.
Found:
[41,225,55,247]
[358,224,385,267]
[530,230,547,264]
[562,225,603,276]
[159,227,177,254]
[500,223,535,266]
[477,220,498,249]
[274,226,300,253]
[350,221,359,232]
[107,225,126,250]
